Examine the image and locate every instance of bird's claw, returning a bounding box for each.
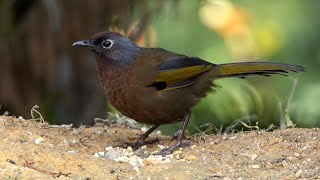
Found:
[127,138,159,150]
[156,140,191,156]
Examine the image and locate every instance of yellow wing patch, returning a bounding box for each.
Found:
[155,64,214,85]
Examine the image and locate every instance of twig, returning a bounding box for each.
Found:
[224,115,257,133]
[128,1,165,41]
[194,123,217,143]
[47,124,73,129]
[266,124,278,131]
[30,105,45,123]
[24,159,71,177]
[281,77,299,128]
[239,121,259,130]
[94,117,112,124]
[286,77,299,112]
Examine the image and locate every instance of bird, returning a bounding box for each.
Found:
[73,31,304,154]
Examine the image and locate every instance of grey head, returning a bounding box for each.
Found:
[73,32,141,65]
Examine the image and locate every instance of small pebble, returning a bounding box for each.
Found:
[251,165,260,169]
[185,155,197,161]
[105,149,122,160]
[48,144,54,148]
[34,137,44,144]
[105,146,113,151]
[144,158,154,165]
[127,146,133,153]
[295,169,302,178]
[173,150,182,155]
[265,162,273,169]
[141,126,148,133]
[63,139,69,145]
[282,161,288,167]
[175,154,180,159]
[128,156,143,167]
[95,130,102,134]
[157,145,165,150]
[133,167,140,173]
[94,152,105,158]
[176,159,185,162]
[150,155,164,162]
[251,154,257,160]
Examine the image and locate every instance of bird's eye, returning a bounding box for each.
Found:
[102,39,113,49]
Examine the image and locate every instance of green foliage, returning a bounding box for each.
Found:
[293,84,320,127]
[155,0,319,134]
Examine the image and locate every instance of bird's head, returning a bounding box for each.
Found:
[73,32,141,65]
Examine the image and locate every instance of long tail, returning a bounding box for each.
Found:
[210,62,305,79]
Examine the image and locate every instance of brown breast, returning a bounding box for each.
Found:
[96,60,192,125]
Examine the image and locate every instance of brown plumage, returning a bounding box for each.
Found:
[73,32,304,154]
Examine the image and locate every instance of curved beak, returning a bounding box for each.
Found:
[72,40,94,48]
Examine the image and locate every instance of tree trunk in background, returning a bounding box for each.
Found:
[0,0,157,126]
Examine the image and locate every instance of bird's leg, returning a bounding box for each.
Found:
[138,125,159,142]
[159,111,191,155]
[129,125,159,150]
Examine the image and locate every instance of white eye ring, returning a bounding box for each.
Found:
[102,39,113,49]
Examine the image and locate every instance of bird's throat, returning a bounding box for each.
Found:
[95,58,129,98]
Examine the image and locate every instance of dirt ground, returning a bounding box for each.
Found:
[0,115,319,179]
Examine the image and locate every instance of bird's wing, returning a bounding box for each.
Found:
[132,48,215,91]
[154,57,214,90]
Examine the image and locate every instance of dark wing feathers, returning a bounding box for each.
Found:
[159,57,213,71]
[151,57,214,91]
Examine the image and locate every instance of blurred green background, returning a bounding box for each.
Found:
[0,0,319,134]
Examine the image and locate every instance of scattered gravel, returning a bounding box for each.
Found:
[94,145,191,168]
[94,144,199,169]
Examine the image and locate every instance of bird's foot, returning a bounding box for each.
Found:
[157,140,191,156]
[127,138,159,150]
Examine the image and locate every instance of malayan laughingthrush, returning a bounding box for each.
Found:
[73,32,304,154]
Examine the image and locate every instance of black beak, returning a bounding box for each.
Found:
[72,40,95,48]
